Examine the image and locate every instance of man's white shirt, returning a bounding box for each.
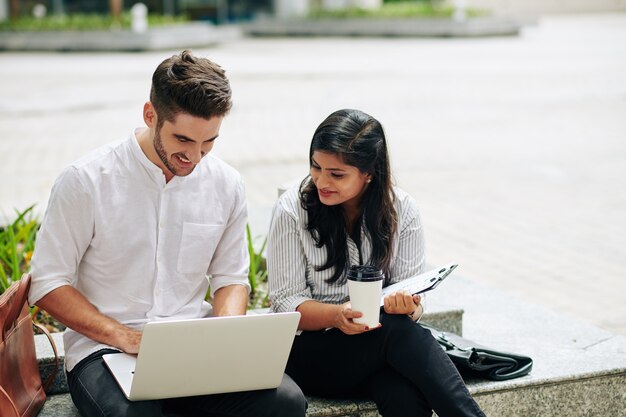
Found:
[29,130,250,371]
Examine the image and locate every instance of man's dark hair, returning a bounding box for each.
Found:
[150,50,232,126]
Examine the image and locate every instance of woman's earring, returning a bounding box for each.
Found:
[366,178,372,184]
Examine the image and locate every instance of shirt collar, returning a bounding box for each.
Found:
[129,128,168,186]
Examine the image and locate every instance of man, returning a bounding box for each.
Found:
[28,50,306,417]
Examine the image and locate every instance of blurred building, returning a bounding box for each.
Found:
[3,0,626,22]
[3,0,274,23]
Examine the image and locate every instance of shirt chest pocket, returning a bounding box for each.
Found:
[177,223,225,275]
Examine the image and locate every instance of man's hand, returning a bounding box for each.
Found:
[115,327,143,354]
[383,291,421,316]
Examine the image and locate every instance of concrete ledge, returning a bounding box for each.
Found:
[0,23,241,52]
[432,275,626,416]
[37,275,626,416]
[41,392,377,417]
[243,17,525,38]
[473,372,625,416]
[40,394,80,417]
[40,370,626,417]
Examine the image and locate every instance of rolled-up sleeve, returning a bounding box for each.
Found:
[208,178,251,297]
[267,202,312,313]
[29,167,94,305]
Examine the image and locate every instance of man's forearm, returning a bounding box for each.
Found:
[35,285,142,353]
[212,284,249,316]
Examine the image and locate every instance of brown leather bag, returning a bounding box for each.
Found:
[0,274,58,417]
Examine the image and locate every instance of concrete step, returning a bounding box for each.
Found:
[39,393,79,417]
[36,275,626,416]
[294,283,626,417]
[0,23,242,52]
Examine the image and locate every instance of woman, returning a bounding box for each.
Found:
[267,109,485,417]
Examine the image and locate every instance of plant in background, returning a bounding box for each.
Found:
[0,205,39,294]
[0,13,188,32]
[310,0,486,19]
[204,224,270,310]
[0,205,64,331]
[246,224,270,309]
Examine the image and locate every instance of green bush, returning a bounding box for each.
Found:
[0,13,188,32]
[0,206,61,331]
[311,2,451,19]
[0,205,39,294]
[310,1,486,19]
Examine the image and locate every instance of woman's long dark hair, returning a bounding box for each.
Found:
[300,109,397,284]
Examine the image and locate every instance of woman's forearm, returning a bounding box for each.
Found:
[296,300,343,331]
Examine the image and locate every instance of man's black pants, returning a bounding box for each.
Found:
[66,349,307,417]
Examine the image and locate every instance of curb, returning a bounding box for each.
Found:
[243,17,528,38]
[0,23,242,52]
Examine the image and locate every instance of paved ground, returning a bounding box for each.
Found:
[1,13,625,335]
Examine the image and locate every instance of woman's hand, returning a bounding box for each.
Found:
[334,302,377,335]
[383,291,421,316]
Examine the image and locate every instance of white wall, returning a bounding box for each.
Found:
[274,0,310,18]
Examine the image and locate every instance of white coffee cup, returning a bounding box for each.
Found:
[347,265,384,328]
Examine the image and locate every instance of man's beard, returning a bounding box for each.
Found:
[153,127,190,177]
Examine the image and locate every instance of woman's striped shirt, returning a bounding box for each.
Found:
[268,185,425,313]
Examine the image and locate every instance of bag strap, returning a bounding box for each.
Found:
[0,385,21,417]
[33,322,59,392]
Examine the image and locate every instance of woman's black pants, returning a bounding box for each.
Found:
[286,313,485,417]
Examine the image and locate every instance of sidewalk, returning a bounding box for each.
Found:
[1,13,625,335]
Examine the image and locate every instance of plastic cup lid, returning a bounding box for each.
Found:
[347,265,384,281]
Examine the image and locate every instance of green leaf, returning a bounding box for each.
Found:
[0,205,40,293]
[0,265,9,292]
[245,224,269,309]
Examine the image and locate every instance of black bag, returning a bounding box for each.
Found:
[421,323,533,381]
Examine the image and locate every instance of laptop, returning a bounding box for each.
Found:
[102,311,301,401]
